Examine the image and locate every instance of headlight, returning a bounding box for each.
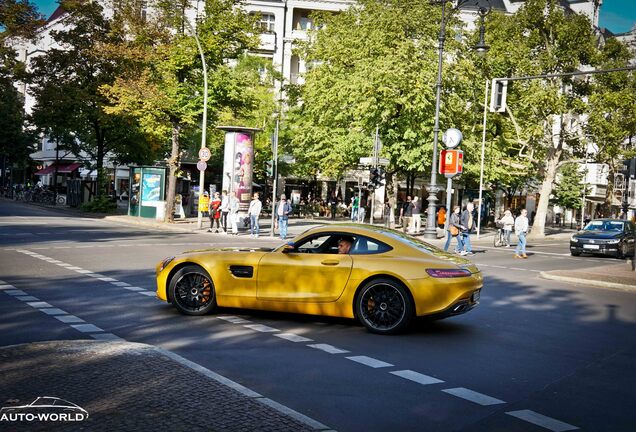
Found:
[607,239,620,244]
[570,236,578,242]
[158,256,175,272]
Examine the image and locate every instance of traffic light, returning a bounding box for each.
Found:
[266,160,274,177]
[490,79,508,113]
[369,167,385,190]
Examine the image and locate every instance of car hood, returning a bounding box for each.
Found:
[183,247,274,254]
[573,231,622,240]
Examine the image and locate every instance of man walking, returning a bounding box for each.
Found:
[401,196,412,233]
[514,208,529,259]
[277,194,292,239]
[248,192,262,238]
[459,202,475,255]
[411,196,422,235]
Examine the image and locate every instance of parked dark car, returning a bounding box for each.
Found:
[570,219,636,258]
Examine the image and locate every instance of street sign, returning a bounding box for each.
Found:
[196,160,207,171]
[359,157,374,165]
[442,128,463,148]
[198,147,211,162]
[439,149,463,177]
[359,157,390,166]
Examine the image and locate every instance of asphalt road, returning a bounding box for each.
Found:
[1,200,635,432]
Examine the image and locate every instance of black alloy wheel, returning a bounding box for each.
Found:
[170,265,216,315]
[356,278,414,335]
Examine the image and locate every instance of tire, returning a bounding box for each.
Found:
[169,265,216,316]
[571,251,581,257]
[355,278,414,335]
[618,242,628,259]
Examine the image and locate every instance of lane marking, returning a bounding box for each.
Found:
[390,370,444,385]
[75,270,94,274]
[345,356,394,368]
[0,284,14,289]
[217,316,252,324]
[90,333,123,341]
[6,289,28,296]
[274,333,313,343]
[39,308,68,316]
[26,301,53,308]
[65,266,83,271]
[111,281,131,287]
[257,397,330,430]
[98,277,118,282]
[307,344,350,354]
[442,387,506,406]
[139,291,156,297]
[15,296,39,301]
[506,410,579,431]
[244,324,280,333]
[123,287,145,292]
[70,324,104,333]
[53,315,85,324]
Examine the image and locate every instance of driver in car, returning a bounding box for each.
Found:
[337,236,354,254]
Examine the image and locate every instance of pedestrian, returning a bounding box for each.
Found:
[208,191,222,232]
[401,196,412,233]
[411,196,422,234]
[248,192,262,238]
[228,191,239,235]
[459,202,475,255]
[514,208,529,259]
[437,207,446,229]
[329,192,337,219]
[220,190,229,234]
[444,206,464,253]
[498,209,515,247]
[350,196,359,222]
[277,194,292,239]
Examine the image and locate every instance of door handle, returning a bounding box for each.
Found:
[321,259,339,266]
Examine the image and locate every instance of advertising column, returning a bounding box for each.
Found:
[218,127,260,212]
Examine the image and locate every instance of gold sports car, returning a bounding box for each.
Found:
[155,224,483,334]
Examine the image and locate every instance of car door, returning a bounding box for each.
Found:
[257,233,353,302]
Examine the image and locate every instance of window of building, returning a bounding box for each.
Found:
[253,12,275,33]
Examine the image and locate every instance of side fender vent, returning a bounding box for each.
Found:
[229,265,253,278]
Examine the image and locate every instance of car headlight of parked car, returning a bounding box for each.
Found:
[606,239,620,244]
[570,236,578,242]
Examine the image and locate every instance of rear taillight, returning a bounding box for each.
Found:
[426,269,472,278]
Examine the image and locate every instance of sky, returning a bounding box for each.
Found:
[31,0,636,34]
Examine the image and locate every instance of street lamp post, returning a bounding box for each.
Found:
[425,1,488,239]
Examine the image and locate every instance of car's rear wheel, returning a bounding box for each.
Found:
[355,278,414,335]
[170,265,216,315]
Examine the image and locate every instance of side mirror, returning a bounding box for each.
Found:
[281,243,295,253]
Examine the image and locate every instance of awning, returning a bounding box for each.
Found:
[35,162,81,176]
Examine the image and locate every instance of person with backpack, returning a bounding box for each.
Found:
[459,202,475,255]
[444,206,463,253]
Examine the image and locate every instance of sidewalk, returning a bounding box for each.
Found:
[541,260,636,291]
[0,340,328,431]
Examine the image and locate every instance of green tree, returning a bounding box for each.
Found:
[28,0,154,196]
[553,162,585,211]
[101,0,258,221]
[483,0,599,237]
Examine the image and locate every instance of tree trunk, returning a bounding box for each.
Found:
[95,124,105,197]
[164,123,180,223]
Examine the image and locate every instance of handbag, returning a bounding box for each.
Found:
[449,225,459,236]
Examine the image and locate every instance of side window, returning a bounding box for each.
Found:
[296,235,331,253]
[350,236,392,255]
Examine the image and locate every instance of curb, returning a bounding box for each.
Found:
[539,271,636,292]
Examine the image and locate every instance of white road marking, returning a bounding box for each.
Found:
[307,344,350,354]
[53,246,72,249]
[39,308,68,316]
[442,387,506,406]
[0,284,14,289]
[87,273,107,278]
[139,291,156,297]
[390,370,444,385]
[274,333,313,343]
[65,266,83,271]
[111,281,131,287]
[75,270,94,274]
[346,356,394,368]
[6,289,28,296]
[15,296,39,301]
[123,286,145,292]
[27,301,53,308]
[506,410,579,431]
[217,316,252,324]
[244,324,280,333]
[70,324,104,333]
[58,263,75,267]
[53,315,85,324]
[97,277,118,282]
[258,398,330,430]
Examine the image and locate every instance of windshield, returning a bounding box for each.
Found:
[584,221,623,232]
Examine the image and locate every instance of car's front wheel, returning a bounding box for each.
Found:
[169,265,216,315]
[355,278,414,335]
